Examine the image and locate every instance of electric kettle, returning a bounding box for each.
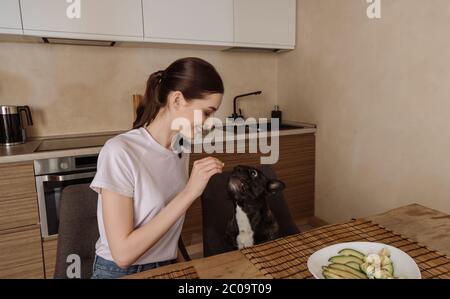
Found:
[0,105,33,146]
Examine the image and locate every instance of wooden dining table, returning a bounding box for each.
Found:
[123,204,450,279]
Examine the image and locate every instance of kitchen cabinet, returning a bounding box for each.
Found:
[0,0,23,35]
[20,0,144,41]
[4,0,296,50]
[42,236,58,278]
[0,162,39,232]
[0,161,44,278]
[233,0,296,49]
[143,0,234,46]
[0,225,44,279]
[182,133,315,249]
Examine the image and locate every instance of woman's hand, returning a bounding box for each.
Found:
[185,157,224,199]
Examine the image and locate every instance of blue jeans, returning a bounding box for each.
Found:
[91,255,175,279]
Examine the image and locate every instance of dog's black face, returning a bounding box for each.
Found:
[227,165,285,208]
[225,165,285,249]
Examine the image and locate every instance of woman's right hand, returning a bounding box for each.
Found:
[185,157,224,199]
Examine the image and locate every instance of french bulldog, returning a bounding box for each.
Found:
[225,165,286,249]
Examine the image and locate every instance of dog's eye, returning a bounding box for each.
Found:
[251,170,258,178]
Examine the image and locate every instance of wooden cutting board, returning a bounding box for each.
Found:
[132,94,142,123]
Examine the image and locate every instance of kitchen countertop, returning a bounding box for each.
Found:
[124,204,450,279]
[0,131,123,164]
[0,121,317,164]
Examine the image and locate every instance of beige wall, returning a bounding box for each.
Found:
[2,0,449,222]
[0,40,277,137]
[278,0,450,222]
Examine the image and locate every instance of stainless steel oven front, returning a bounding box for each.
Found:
[34,154,98,238]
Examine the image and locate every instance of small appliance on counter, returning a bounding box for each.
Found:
[271,105,282,125]
[0,105,33,146]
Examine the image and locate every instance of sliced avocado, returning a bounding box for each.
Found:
[328,263,368,279]
[323,266,361,279]
[360,262,369,273]
[338,248,366,260]
[329,255,364,265]
[384,263,394,275]
[323,270,342,279]
[346,261,362,270]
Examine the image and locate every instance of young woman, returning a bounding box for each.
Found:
[90,57,225,279]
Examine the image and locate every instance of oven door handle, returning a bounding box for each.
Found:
[40,171,97,182]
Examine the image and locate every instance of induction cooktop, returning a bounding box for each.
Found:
[35,134,117,152]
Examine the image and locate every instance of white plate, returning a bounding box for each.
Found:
[307,242,421,279]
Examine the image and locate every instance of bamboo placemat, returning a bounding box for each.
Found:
[144,265,199,279]
[240,219,450,279]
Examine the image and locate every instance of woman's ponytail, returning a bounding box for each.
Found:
[133,70,165,129]
[133,57,224,129]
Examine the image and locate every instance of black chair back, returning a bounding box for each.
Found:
[54,183,99,279]
[201,165,299,257]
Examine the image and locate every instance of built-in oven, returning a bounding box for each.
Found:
[34,154,98,238]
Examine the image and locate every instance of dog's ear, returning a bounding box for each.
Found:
[266,179,285,194]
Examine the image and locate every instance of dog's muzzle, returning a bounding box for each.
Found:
[228,176,245,194]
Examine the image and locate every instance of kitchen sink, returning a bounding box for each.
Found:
[215,122,305,134]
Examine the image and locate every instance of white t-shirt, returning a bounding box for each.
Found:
[90,127,189,265]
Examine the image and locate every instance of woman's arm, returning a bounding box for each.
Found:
[101,157,223,268]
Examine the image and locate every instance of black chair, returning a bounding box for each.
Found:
[54,183,191,279]
[178,237,191,261]
[54,183,99,279]
[201,165,299,257]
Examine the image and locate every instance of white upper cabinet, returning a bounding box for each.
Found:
[142,0,233,46]
[0,0,23,34]
[9,0,296,50]
[234,0,296,49]
[20,0,144,41]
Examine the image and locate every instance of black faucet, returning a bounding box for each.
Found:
[231,91,262,120]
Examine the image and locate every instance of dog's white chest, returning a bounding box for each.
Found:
[235,205,254,249]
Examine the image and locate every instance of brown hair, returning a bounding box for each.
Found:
[133,57,224,129]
